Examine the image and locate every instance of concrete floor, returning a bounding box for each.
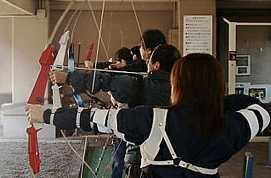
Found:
[220,143,271,178]
[0,139,84,178]
[0,140,270,178]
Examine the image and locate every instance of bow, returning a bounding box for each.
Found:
[48,1,107,176]
[27,45,55,175]
[26,0,144,176]
[61,1,112,176]
[50,32,70,119]
[52,30,98,177]
[68,43,85,107]
[26,1,74,175]
[84,42,95,62]
[51,31,70,110]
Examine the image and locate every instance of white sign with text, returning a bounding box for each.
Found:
[183,15,212,55]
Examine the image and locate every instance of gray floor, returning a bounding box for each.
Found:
[0,93,11,106]
[0,94,270,178]
[0,93,11,137]
[220,143,271,178]
[0,139,84,178]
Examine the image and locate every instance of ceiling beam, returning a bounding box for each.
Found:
[50,1,175,11]
[0,0,34,16]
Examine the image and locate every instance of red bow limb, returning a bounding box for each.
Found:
[27,45,55,175]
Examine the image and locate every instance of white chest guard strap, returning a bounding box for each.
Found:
[140,108,218,175]
[140,108,167,168]
[76,107,84,128]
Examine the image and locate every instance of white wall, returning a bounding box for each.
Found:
[0,16,48,104]
[0,18,12,95]
[50,10,173,61]
[12,17,48,103]
[0,16,52,138]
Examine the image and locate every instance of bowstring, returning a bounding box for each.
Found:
[91,0,106,94]
[130,0,146,49]
[57,1,147,177]
[48,0,75,45]
[86,0,109,59]
[71,10,82,44]
[63,4,80,33]
[61,130,98,178]
[53,2,97,177]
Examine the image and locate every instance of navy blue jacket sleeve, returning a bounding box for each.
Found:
[67,70,112,94]
[43,105,154,145]
[68,70,142,105]
[116,106,153,145]
[224,94,262,112]
[44,107,93,131]
[224,95,271,152]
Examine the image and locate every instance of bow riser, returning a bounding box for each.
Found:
[28,45,55,104]
[52,31,70,110]
[52,85,62,109]
[52,31,70,70]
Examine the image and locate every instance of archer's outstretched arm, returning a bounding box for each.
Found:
[68,70,142,105]
[67,70,112,94]
[26,104,153,145]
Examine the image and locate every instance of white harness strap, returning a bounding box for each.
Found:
[50,111,55,125]
[50,107,57,125]
[140,108,167,168]
[76,107,84,128]
[145,159,218,175]
[158,114,178,159]
[140,108,218,175]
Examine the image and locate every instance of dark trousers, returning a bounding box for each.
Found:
[125,164,142,178]
[111,140,126,178]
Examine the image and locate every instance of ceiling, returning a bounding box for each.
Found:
[50,0,175,11]
[0,0,34,17]
[217,0,271,9]
[1,0,271,17]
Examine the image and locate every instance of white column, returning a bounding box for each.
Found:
[1,15,55,139]
[12,16,48,103]
[224,18,237,95]
[0,18,12,96]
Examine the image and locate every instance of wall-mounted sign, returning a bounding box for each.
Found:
[183,15,212,55]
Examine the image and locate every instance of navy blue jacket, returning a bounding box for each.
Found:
[67,70,171,107]
[43,94,271,178]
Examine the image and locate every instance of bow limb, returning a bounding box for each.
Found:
[68,43,75,73]
[26,1,75,176]
[52,31,70,110]
[71,10,82,44]
[89,1,114,174]
[68,43,86,107]
[66,43,98,177]
[130,0,146,49]
[91,0,106,94]
[48,0,74,45]
[64,4,81,33]
[86,0,109,59]
[53,30,98,177]
[84,43,95,62]
[26,41,55,177]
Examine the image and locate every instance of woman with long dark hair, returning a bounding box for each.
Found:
[26,53,270,178]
